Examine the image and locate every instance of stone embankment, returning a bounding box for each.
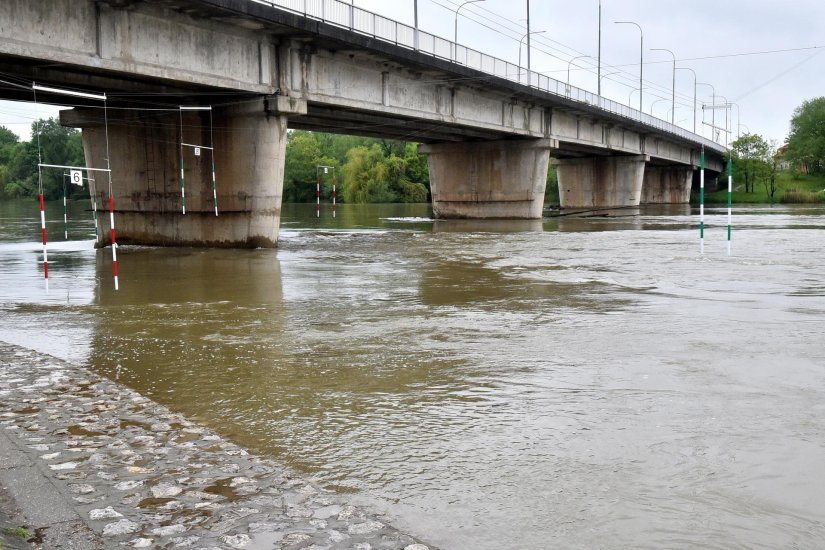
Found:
[0,343,433,550]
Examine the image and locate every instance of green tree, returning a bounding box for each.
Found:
[729,133,770,193]
[786,97,825,175]
[0,126,19,166]
[762,140,781,200]
[342,144,428,203]
[403,142,429,191]
[2,119,84,200]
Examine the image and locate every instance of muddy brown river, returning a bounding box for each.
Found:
[1,199,824,549]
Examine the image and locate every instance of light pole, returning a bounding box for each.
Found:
[414,0,419,50]
[520,32,546,68]
[615,21,643,112]
[599,71,619,87]
[650,98,669,117]
[597,0,602,96]
[697,82,715,140]
[526,0,532,72]
[676,66,697,133]
[567,55,593,91]
[651,47,675,124]
[729,102,741,139]
[716,94,729,146]
[454,0,485,61]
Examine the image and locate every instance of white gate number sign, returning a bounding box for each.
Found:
[194,147,201,157]
[70,170,83,186]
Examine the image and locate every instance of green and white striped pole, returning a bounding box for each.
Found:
[63,174,68,240]
[726,157,733,256]
[699,147,705,254]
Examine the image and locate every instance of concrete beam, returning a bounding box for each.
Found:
[554,155,649,209]
[419,139,557,219]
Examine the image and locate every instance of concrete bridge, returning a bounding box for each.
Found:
[0,0,727,247]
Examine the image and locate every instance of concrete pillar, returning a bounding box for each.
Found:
[554,155,649,209]
[641,165,694,204]
[418,139,557,219]
[60,97,306,248]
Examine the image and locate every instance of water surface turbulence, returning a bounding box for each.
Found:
[1,199,824,549]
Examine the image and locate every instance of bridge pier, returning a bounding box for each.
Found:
[641,165,694,204]
[61,97,306,248]
[419,139,557,219]
[554,155,649,209]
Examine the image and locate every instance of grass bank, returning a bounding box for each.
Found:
[701,172,825,204]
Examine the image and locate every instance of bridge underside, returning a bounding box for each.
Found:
[0,0,725,246]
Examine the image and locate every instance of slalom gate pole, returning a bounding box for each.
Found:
[63,176,68,240]
[727,157,733,256]
[699,147,705,254]
[332,176,337,218]
[39,192,48,290]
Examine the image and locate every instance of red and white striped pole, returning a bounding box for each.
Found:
[39,192,49,290]
[332,175,337,218]
[316,175,321,218]
[109,195,119,290]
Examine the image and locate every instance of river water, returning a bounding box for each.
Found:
[1,198,824,549]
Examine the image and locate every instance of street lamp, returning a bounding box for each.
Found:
[729,102,741,139]
[615,21,643,112]
[599,70,619,87]
[650,98,669,117]
[520,31,546,82]
[567,55,593,92]
[676,66,697,133]
[454,0,485,61]
[651,47,676,124]
[697,82,715,140]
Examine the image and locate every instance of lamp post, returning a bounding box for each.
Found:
[650,98,669,117]
[454,0,485,61]
[599,71,619,87]
[615,21,643,112]
[519,31,546,83]
[716,94,729,146]
[729,102,741,139]
[676,66,697,133]
[567,55,593,91]
[526,0,532,72]
[597,0,602,96]
[651,47,675,124]
[414,0,419,50]
[697,82,715,140]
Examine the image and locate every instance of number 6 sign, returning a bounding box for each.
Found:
[70,170,83,186]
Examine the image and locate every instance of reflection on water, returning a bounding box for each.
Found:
[2,199,825,549]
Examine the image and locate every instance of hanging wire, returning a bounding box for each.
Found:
[32,85,49,291]
[103,94,120,291]
[179,107,186,215]
[209,107,218,216]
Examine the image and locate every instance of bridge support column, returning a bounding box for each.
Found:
[61,96,306,248]
[555,155,649,209]
[419,139,557,219]
[641,165,694,204]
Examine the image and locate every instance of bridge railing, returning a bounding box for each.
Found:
[252,0,725,153]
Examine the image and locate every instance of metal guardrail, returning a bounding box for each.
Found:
[252,0,726,154]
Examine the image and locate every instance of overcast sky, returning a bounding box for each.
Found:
[2,0,823,144]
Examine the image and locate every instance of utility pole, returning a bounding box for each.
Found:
[597,0,602,96]
[526,0,531,72]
